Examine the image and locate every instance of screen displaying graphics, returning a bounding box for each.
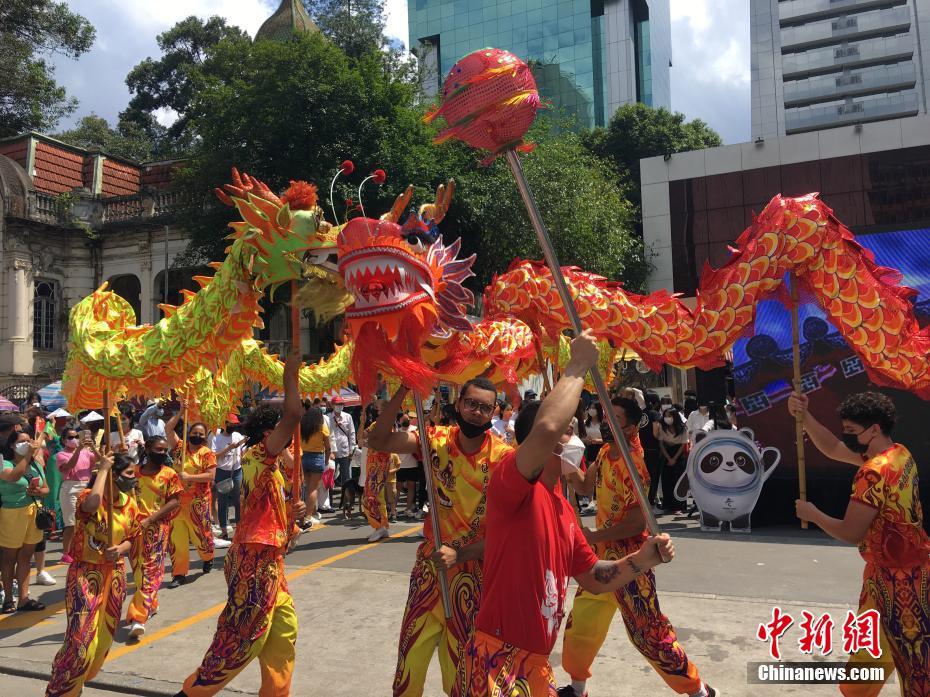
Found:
[732,227,930,526]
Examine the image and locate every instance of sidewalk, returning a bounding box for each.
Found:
[0,514,900,696]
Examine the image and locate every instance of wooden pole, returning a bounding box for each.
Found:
[791,278,808,530]
[413,393,452,619]
[290,281,303,519]
[115,405,126,452]
[103,389,114,547]
[505,150,664,551]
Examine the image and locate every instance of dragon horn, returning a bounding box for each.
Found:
[419,179,455,224]
[381,185,414,223]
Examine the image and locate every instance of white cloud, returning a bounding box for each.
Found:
[51,0,274,130]
[50,0,752,145]
[383,0,409,48]
[670,0,750,144]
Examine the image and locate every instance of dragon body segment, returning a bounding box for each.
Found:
[485,195,930,398]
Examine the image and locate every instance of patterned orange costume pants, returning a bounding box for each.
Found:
[126,520,169,623]
[562,540,702,694]
[169,496,214,577]
[181,543,296,696]
[46,562,125,697]
[363,454,389,530]
[455,630,556,697]
[393,552,482,696]
[840,563,930,697]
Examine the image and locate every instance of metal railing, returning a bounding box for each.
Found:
[4,189,189,227]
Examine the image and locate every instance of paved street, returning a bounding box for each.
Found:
[0,509,898,696]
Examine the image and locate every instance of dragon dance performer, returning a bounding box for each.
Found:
[560,397,715,697]
[789,391,930,697]
[46,453,141,697]
[125,436,181,639]
[368,377,513,697]
[455,330,675,696]
[176,349,305,697]
[165,411,216,587]
[363,421,401,542]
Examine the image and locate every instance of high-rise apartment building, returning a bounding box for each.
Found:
[752,0,930,138]
[408,0,671,128]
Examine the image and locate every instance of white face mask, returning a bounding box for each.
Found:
[663,416,674,425]
[334,405,343,414]
[14,441,31,457]
[559,435,586,474]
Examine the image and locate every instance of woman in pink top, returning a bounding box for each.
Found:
[56,428,98,563]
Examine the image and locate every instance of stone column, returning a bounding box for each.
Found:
[9,258,33,374]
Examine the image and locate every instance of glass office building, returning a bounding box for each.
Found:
[752,0,930,137]
[408,0,671,128]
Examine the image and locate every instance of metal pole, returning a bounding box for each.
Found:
[412,393,452,618]
[505,150,664,544]
[790,279,808,530]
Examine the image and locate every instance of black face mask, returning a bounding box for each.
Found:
[148,451,168,466]
[188,435,205,446]
[842,429,874,454]
[115,475,137,493]
[455,411,492,439]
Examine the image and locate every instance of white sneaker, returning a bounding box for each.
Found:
[211,525,223,536]
[213,537,232,549]
[367,527,389,542]
[309,515,321,525]
[35,571,56,586]
[128,621,145,638]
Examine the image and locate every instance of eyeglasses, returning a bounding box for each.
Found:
[461,397,495,417]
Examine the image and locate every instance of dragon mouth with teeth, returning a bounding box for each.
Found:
[336,214,476,399]
[339,245,434,321]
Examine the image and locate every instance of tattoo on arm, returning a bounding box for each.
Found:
[592,560,621,584]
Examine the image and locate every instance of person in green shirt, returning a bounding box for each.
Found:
[0,429,50,612]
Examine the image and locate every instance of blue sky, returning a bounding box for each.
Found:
[51,0,750,144]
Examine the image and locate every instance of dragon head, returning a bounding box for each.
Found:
[217,168,340,297]
[336,181,476,398]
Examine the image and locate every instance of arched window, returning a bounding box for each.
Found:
[33,280,57,350]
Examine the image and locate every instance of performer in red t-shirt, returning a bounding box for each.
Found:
[454,330,675,697]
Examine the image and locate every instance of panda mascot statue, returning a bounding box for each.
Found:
[674,428,780,533]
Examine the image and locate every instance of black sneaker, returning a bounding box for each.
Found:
[166,575,187,589]
[706,687,720,697]
[388,514,397,523]
[299,520,313,531]
[556,687,586,697]
[202,560,213,574]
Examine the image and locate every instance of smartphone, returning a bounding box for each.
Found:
[79,429,92,443]
[29,477,41,489]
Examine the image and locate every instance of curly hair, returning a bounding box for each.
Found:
[242,404,282,446]
[838,391,896,435]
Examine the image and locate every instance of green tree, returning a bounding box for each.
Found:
[586,102,723,204]
[451,124,646,290]
[174,31,648,291]
[120,16,250,156]
[302,0,387,58]
[0,0,95,137]
[176,31,429,255]
[54,114,155,162]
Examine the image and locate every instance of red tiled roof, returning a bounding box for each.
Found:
[0,141,27,168]
[102,158,141,197]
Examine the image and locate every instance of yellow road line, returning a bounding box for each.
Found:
[105,525,422,663]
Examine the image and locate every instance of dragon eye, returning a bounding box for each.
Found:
[405,234,426,252]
